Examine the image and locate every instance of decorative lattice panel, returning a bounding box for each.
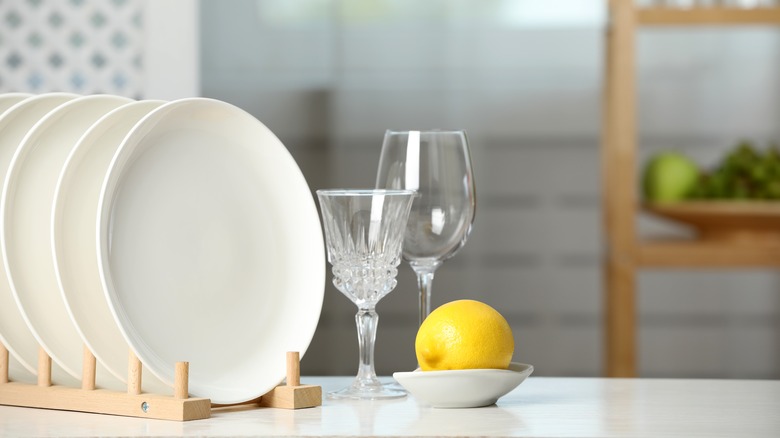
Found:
[0,0,144,97]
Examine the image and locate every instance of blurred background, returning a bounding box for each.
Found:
[1,0,779,379]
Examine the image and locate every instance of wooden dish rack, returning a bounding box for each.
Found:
[0,345,321,421]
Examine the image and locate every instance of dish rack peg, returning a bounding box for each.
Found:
[38,346,51,387]
[175,362,189,399]
[82,346,96,390]
[128,349,142,394]
[0,344,8,384]
[258,351,322,409]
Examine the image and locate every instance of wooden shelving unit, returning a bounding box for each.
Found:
[601,1,780,377]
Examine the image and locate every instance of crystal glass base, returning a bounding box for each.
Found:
[328,380,406,400]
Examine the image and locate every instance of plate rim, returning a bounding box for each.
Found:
[0,93,33,115]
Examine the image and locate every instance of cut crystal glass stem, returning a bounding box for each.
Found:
[354,307,381,388]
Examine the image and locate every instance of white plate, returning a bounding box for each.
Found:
[53,100,170,395]
[2,94,131,389]
[393,363,534,408]
[97,97,325,404]
[0,92,79,385]
[0,93,32,114]
[0,92,32,385]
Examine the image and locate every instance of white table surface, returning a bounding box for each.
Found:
[1,376,778,437]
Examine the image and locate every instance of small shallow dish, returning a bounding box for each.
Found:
[393,362,533,408]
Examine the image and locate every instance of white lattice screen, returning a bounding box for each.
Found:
[0,0,145,97]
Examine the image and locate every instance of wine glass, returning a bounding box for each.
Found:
[316,188,416,399]
[376,130,476,326]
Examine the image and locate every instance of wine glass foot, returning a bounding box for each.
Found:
[327,381,406,400]
[385,379,405,391]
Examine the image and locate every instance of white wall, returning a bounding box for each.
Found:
[143,0,200,99]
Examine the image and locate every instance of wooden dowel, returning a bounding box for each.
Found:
[174,362,189,399]
[0,343,8,384]
[82,345,96,390]
[37,347,51,387]
[286,351,300,386]
[127,349,142,395]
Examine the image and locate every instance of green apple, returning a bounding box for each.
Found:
[642,151,699,202]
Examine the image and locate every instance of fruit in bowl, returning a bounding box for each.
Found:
[690,141,780,200]
[394,300,532,408]
[642,141,780,202]
[642,151,699,202]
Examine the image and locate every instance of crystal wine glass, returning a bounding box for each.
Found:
[317,188,416,399]
[376,130,476,326]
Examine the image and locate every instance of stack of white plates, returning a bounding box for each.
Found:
[0,93,325,404]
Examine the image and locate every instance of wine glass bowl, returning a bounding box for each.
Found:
[376,130,476,324]
[317,189,417,399]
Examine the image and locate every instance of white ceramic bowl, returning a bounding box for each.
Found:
[393,362,533,408]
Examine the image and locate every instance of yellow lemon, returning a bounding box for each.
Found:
[415,299,514,371]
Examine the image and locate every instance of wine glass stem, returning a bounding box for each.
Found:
[355,307,380,385]
[413,265,439,326]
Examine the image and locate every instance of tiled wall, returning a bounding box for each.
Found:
[201,0,780,378]
[0,0,145,97]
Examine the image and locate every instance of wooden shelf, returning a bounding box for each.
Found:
[601,0,780,378]
[637,7,780,26]
[637,238,780,268]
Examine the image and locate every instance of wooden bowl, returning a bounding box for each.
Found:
[643,201,780,243]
